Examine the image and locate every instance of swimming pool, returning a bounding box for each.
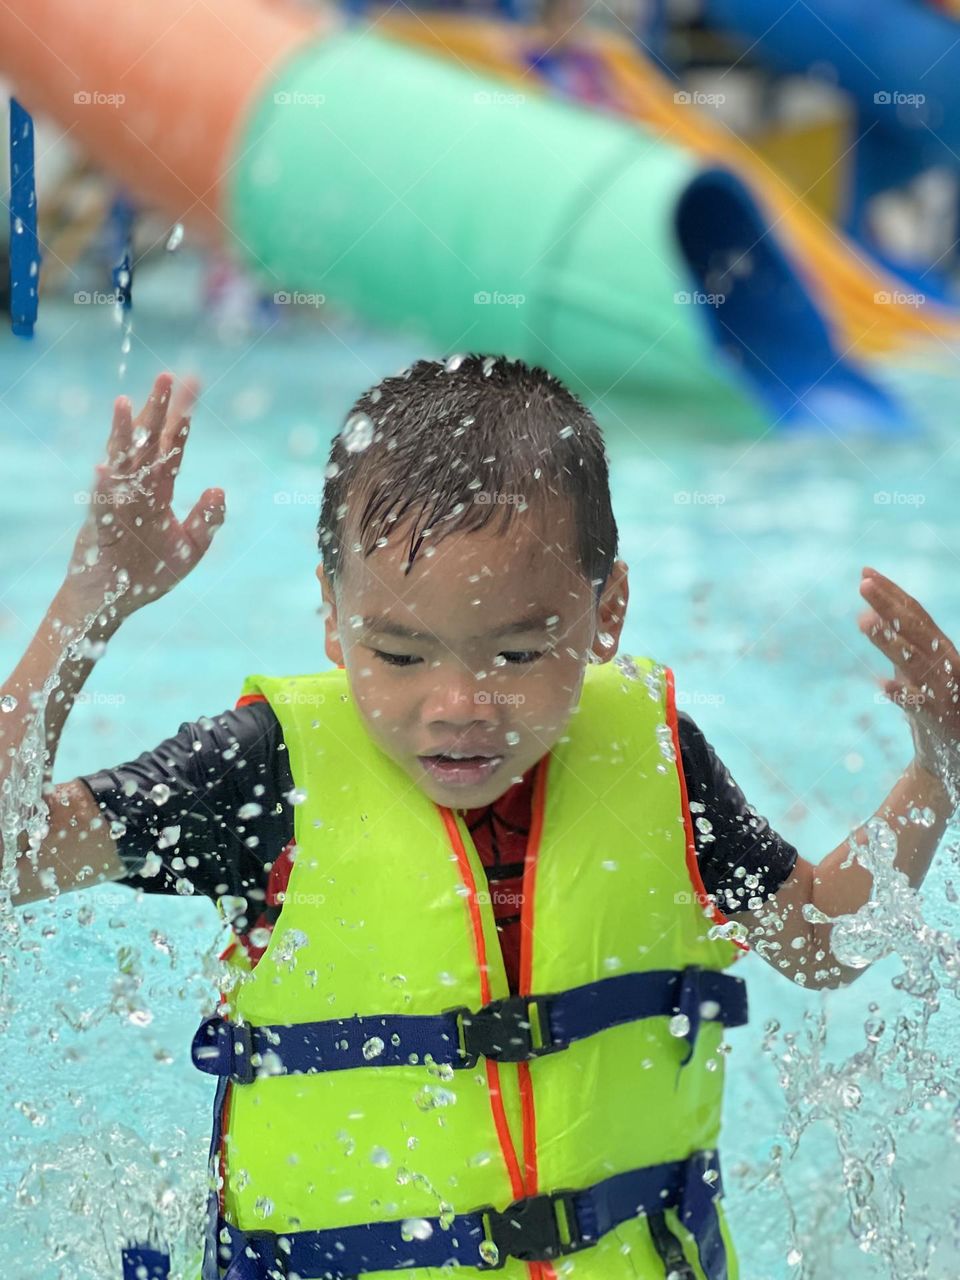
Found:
[2,251,960,1278]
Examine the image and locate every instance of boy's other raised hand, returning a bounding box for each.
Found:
[859,566,960,785]
[65,372,226,617]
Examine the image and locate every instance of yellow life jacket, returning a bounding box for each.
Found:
[191,655,748,1280]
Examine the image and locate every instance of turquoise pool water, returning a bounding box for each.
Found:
[3,254,960,1278]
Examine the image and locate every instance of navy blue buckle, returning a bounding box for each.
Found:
[241,1230,289,1279]
[479,1188,585,1266]
[647,1210,696,1278]
[449,995,564,1069]
[191,1016,256,1085]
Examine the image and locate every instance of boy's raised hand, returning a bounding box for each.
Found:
[859,566,960,782]
[66,372,226,616]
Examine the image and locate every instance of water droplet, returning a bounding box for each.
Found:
[254,1196,274,1219]
[157,824,181,849]
[1,694,18,713]
[478,1240,500,1266]
[237,802,263,820]
[505,730,520,747]
[864,1017,885,1043]
[787,1248,803,1266]
[400,1217,433,1242]
[149,783,171,806]
[414,1084,457,1111]
[324,461,341,479]
[362,1036,385,1060]
[165,222,184,251]
[840,1082,862,1109]
[285,787,308,806]
[669,1014,690,1038]
[341,413,375,453]
[370,1146,391,1167]
[444,353,466,372]
[482,356,496,376]
[655,723,676,764]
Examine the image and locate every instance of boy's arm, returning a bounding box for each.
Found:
[2,372,225,906]
[730,758,953,988]
[728,567,959,989]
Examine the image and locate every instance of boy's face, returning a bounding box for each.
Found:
[315,505,629,810]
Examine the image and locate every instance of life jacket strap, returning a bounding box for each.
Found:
[208,1150,728,1280]
[121,1242,170,1280]
[191,966,747,1083]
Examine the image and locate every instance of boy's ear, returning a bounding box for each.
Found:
[315,564,345,668]
[590,559,629,664]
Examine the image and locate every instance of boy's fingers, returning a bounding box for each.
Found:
[107,395,134,468]
[154,414,194,510]
[860,572,940,650]
[162,376,200,456]
[132,372,174,451]
[858,607,920,667]
[181,488,226,562]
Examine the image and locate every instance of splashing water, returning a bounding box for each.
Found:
[751,810,960,1278]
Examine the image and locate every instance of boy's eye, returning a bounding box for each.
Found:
[370,649,543,667]
[371,650,421,667]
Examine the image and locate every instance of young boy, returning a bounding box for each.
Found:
[5,357,958,1280]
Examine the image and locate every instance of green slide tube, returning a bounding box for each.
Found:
[228,29,765,431]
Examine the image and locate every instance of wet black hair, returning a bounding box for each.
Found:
[317,354,619,601]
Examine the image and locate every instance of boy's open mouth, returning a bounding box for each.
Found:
[418,753,505,786]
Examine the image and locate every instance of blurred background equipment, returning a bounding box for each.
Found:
[3,0,960,432]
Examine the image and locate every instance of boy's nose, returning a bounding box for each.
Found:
[423,674,501,726]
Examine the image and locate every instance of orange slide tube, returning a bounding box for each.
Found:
[1,0,324,239]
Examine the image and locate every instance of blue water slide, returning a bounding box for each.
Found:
[702,0,960,294]
[675,168,907,432]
